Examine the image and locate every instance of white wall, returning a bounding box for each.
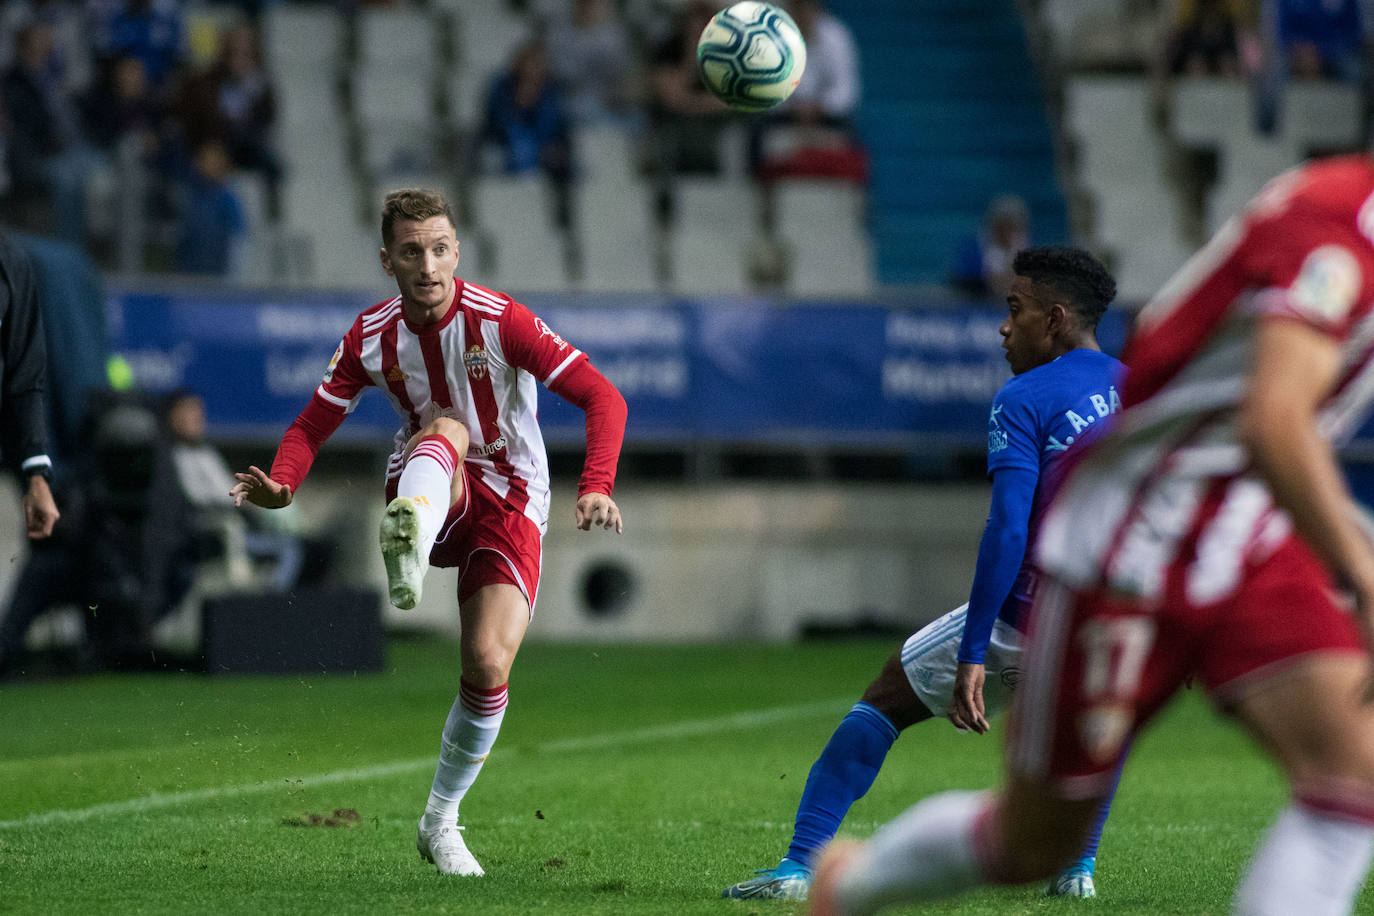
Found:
[0,475,991,650]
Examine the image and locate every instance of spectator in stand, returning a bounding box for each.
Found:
[1164,0,1258,77]
[750,0,863,180]
[950,194,1032,300]
[83,55,164,155]
[1256,0,1363,133]
[542,0,639,128]
[92,0,187,97]
[1275,0,1363,83]
[646,0,733,221]
[175,21,280,217]
[175,139,244,276]
[80,55,171,255]
[478,38,572,182]
[1,22,95,242]
[0,0,93,99]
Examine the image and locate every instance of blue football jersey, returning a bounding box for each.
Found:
[985,348,1125,626]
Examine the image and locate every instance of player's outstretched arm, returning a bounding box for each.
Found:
[231,465,293,509]
[575,491,622,533]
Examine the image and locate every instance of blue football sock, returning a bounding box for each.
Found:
[1077,740,1129,865]
[785,702,899,869]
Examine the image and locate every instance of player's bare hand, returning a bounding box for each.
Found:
[231,465,293,509]
[948,661,990,733]
[22,474,58,539]
[575,492,622,533]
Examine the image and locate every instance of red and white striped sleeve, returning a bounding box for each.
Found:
[500,300,627,497]
[269,321,374,494]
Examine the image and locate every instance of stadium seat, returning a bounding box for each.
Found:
[442,1,531,124]
[355,7,442,76]
[1280,81,1363,153]
[261,4,346,75]
[668,178,759,295]
[1064,76,1188,302]
[471,176,570,292]
[574,125,638,186]
[572,180,659,293]
[1171,77,1251,150]
[229,172,273,285]
[773,180,874,297]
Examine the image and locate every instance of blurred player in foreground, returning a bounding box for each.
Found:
[232,188,627,876]
[724,246,1124,901]
[810,155,1374,916]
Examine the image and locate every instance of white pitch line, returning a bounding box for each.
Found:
[0,698,849,831]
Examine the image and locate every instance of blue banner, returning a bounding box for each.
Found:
[107,288,1129,449]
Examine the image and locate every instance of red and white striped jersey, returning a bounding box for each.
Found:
[1037,155,1374,603]
[315,280,586,532]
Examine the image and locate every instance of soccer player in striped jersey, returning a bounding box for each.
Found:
[724,246,1124,901]
[809,156,1374,916]
[231,188,627,877]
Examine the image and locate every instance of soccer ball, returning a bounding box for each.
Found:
[696,2,808,113]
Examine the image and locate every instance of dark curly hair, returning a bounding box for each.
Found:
[1012,246,1116,330]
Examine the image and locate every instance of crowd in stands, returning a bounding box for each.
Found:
[0,0,867,283]
[0,0,278,274]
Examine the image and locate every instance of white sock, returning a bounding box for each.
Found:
[1233,801,1374,916]
[421,680,508,828]
[398,435,457,556]
[834,789,991,914]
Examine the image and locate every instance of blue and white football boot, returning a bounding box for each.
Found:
[722,858,813,900]
[1046,855,1096,898]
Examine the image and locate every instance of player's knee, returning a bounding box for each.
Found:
[1293,733,1374,789]
[463,642,517,686]
[422,416,469,453]
[858,652,930,730]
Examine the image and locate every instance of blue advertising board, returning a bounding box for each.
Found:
[107,288,1129,449]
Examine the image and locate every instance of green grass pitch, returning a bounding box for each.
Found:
[2,637,1370,914]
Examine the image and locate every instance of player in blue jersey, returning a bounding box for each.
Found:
[723,246,1125,902]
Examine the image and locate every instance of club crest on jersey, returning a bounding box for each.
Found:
[464,344,489,380]
[323,341,344,383]
[988,404,1009,454]
[536,318,568,348]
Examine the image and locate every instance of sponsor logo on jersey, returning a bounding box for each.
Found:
[1290,244,1361,323]
[465,344,489,380]
[385,364,410,383]
[988,404,1008,454]
[536,318,568,349]
[468,436,507,457]
[323,341,344,383]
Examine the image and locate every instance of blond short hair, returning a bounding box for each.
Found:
[380,188,455,246]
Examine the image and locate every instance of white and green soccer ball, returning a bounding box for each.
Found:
[696,2,808,112]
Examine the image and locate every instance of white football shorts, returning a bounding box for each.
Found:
[900,603,1023,719]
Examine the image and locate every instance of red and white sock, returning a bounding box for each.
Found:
[1233,794,1374,916]
[422,680,508,828]
[398,435,458,557]
[833,790,994,912]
